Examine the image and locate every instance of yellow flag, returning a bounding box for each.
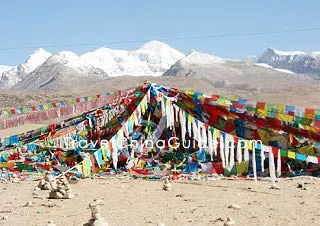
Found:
[298,145,314,156]
[278,113,294,123]
[82,160,88,177]
[236,161,249,176]
[275,104,284,113]
[257,129,270,144]
[247,140,253,150]
[288,151,296,159]
[257,108,267,116]
[186,90,193,97]
[198,95,205,103]
[215,129,220,138]
[141,100,146,114]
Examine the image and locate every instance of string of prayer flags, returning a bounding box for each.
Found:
[0,85,149,119]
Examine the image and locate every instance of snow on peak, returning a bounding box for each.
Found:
[0,65,13,74]
[21,48,52,74]
[81,40,184,77]
[255,63,295,74]
[139,40,173,51]
[258,48,320,74]
[48,51,81,65]
[178,51,225,66]
[266,47,305,56]
[42,51,100,74]
[0,48,51,89]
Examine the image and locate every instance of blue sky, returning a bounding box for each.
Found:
[1,0,320,65]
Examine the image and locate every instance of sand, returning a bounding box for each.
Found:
[0,177,319,226]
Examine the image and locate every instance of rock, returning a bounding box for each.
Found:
[49,190,63,199]
[163,178,172,191]
[43,184,52,190]
[24,201,33,207]
[50,181,58,190]
[48,179,73,199]
[46,220,56,226]
[224,217,235,226]
[43,201,55,208]
[12,178,19,183]
[39,180,46,186]
[34,187,41,191]
[59,189,67,195]
[37,178,52,190]
[215,217,224,222]
[92,218,108,226]
[45,173,55,182]
[65,185,72,191]
[297,183,307,190]
[85,199,108,226]
[224,217,236,226]
[269,185,280,190]
[93,199,103,205]
[157,223,165,226]
[64,191,74,199]
[228,204,241,210]
[1,216,9,220]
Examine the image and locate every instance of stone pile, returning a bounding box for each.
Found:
[224,217,235,226]
[84,199,108,226]
[36,172,54,190]
[163,178,172,191]
[49,176,74,199]
[46,220,56,226]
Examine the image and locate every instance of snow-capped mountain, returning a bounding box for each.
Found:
[0,48,51,89]
[81,40,184,77]
[1,40,184,90]
[1,41,319,91]
[163,51,225,76]
[15,51,108,90]
[257,48,320,74]
[163,50,314,93]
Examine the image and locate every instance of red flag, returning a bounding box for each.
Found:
[257,102,266,109]
[272,147,279,159]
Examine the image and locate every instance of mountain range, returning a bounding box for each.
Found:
[257,48,320,74]
[0,41,319,91]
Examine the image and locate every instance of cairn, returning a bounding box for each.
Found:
[49,176,74,199]
[36,172,54,190]
[163,178,172,191]
[46,220,57,226]
[224,217,235,226]
[84,199,108,226]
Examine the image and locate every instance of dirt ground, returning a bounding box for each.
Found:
[0,177,319,226]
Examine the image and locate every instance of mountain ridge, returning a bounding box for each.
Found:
[1,42,319,90]
[256,47,320,74]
